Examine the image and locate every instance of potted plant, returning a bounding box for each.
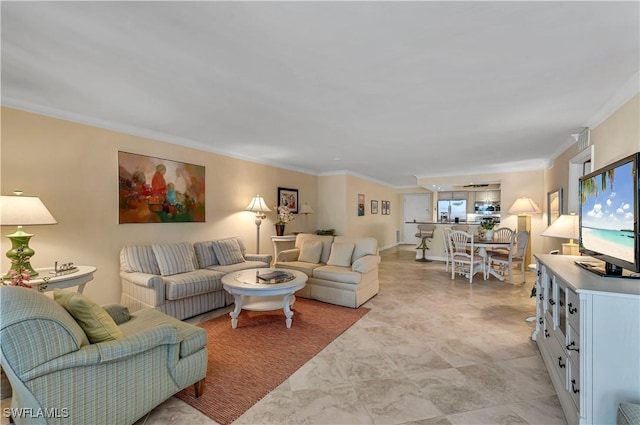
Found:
[275,205,294,236]
[480,222,495,241]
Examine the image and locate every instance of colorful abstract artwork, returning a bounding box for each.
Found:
[118,151,205,223]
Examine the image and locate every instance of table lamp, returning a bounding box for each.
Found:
[1,191,57,277]
[299,202,314,233]
[541,213,579,255]
[245,195,271,254]
[508,196,542,265]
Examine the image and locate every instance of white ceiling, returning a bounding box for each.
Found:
[2,1,638,187]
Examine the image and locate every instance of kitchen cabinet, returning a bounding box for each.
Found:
[438,191,468,200]
[474,190,500,203]
[532,254,640,425]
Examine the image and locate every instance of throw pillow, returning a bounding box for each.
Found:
[152,242,196,276]
[298,240,323,264]
[327,242,356,267]
[211,238,246,266]
[54,289,123,343]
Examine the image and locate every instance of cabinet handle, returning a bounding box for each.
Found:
[539,318,544,325]
[559,299,564,307]
[549,299,555,306]
[571,379,580,393]
[539,294,544,300]
[567,341,580,353]
[568,303,577,314]
[558,357,566,368]
[544,330,550,338]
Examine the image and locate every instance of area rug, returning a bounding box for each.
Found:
[175,298,370,425]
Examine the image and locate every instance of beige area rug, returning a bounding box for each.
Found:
[175,298,370,425]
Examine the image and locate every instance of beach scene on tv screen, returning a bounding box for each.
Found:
[581,161,635,264]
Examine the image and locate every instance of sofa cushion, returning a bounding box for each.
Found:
[334,236,379,262]
[313,265,362,284]
[193,241,218,268]
[206,260,269,274]
[276,261,325,276]
[212,238,246,266]
[54,289,123,343]
[120,245,161,275]
[327,242,355,267]
[299,240,323,264]
[295,234,334,263]
[152,242,196,276]
[163,269,225,301]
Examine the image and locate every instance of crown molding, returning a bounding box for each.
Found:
[584,71,640,129]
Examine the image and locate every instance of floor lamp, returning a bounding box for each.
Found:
[507,196,542,266]
[299,202,314,233]
[245,195,271,254]
[1,191,58,278]
[541,213,580,255]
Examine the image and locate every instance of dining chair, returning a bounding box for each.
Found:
[449,230,484,283]
[415,224,436,262]
[486,227,514,256]
[442,227,452,272]
[487,230,530,284]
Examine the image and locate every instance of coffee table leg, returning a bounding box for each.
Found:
[282,293,295,328]
[229,294,243,329]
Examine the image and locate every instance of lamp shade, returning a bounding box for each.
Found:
[299,203,314,214]
[245,195,271,214]
[508,197,542,215]
[541,213,579,241]
[0,194,57,226]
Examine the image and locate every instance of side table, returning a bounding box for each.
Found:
[30,265,97,293]
[270,235,297,266]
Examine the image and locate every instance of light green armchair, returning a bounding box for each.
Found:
[0,286,208,425]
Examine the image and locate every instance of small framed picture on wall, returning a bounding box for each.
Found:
[278,187,299,213]
[371,200,378,214]
[357,193,365,216]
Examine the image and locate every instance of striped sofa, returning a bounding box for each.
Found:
[0,285,207,425]
[120,236,271,320]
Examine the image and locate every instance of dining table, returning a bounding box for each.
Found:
[469,239,512,281]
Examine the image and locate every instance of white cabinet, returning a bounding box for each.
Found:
[532,255,640,424]
[474,190,500,203]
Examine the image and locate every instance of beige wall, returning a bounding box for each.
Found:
[0,108,319,304]
[541,93,639,254]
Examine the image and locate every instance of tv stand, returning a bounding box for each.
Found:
[575,260,640,279]
[533,254,640,424]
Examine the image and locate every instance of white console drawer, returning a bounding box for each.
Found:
[566,289,579,330]
[547,329,568,386]
[566,324,580,363]
[569,356,580,411]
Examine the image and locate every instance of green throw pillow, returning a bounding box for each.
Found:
[54,289,123,343]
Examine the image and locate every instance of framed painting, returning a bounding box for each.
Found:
[118,151,205,223]
[547,188,563,225]
[278,187,298,213]
[371,200,378,214]
[382,200,390,215]
[357,194,365,216]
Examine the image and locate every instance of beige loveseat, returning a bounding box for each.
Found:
[120,236,271,320]
[274,234,380,308]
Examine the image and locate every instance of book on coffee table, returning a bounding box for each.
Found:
[257,271,289,281]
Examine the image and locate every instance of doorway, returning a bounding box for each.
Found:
[402,193,431,243]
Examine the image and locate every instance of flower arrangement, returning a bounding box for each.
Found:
[481,222,495,230]
[1,245,48,291]
[276,204,295,225]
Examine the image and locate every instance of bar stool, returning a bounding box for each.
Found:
[415,224,436,262]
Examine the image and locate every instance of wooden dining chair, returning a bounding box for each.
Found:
[486,227,514,256]
[449,230,484,283]
[487,230,530,284]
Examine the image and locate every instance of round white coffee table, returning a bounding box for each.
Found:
[222,268,307,329]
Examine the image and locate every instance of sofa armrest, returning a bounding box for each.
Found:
[22,325,179,381]
[103,304,131,325]
[245,253,272,264]
[352,255,381,273]
[277,248,300,262]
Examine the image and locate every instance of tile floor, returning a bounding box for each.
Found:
[2,246,568,425]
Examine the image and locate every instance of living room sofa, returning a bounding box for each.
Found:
[0,286,207,425]
[120,236,271,320]
[274,234,380,308]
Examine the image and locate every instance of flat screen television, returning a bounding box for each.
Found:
[577,152,639,278]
